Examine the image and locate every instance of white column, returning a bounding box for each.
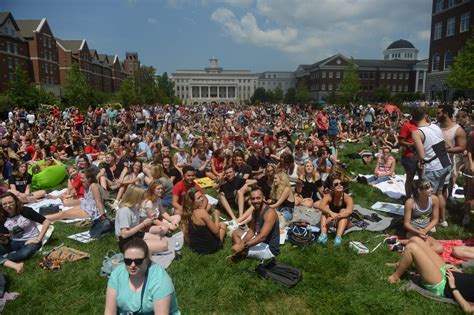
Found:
[199,86,201,98]
[422,71,426,93]
[208,86,210,99]
[415,70,419,92]
[226,86,228,98]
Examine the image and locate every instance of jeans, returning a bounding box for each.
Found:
[279,207,294,222]
[0,240,41,264]
[368,175,391,185]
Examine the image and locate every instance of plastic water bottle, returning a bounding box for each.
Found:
[174,242,181,260]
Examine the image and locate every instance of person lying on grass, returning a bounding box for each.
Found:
[398,179,443,254]
[181,188,226,255]
[104,238,180,315]
[46,168,108,222]
[115,185,168,254]
[142,179,181,233]
[230,187,280,261]
[0,192,51,273]
[316,176,353,247]
[386,236,474,313]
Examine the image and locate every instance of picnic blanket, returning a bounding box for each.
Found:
[150,232,184,269]
[194,177,215,189]
[345,205,393,234]
[371,201,405,216]
[361,174,463,200]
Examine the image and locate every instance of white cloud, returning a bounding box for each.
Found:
[147,17,158,24]
[211,0,432,63]
[217,0,254,7]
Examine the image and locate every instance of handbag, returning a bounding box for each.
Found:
[39,204,61,216]
[100,250,124,277]
[90,215,114,239]
[255,258,302,288]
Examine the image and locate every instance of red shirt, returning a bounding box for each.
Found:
[399,120,418,158]
[172,181,203,205]
[25,144,35,158]
[85,145,100,160]
[71,174,85,198]
[74,114,84,127]
[316,112,329,130]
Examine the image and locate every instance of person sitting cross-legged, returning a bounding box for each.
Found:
[216,165,256,222]
[316,176,353,247]
[229,187,280,261]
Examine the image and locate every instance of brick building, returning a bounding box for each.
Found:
[426,0,473,100]
[16,18,60,95]
[0,11,132,96]
[123,52,140,76]
[295,40,428,102]
[0,12,32,92]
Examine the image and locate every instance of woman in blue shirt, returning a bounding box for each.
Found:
[105,238,180,315]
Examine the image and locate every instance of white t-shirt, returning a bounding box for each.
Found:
[26,114,35,124]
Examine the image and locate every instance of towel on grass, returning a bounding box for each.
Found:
[440,239,474,264]
[150,232,184,269]
[345,205,392,234]
[371,201,405,216]
[400,274,457,305]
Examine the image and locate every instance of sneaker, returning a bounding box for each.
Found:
[439,221,449,228]
[317,234,328,244]
[334,236,342,247]
[430,226,437,233]
[462,215,471,226]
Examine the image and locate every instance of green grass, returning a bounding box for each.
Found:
[3,140,473,314]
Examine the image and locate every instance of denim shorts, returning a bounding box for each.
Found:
[424,166,451,192]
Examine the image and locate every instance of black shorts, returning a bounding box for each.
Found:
[118,231,145,252]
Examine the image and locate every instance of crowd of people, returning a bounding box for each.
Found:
[0,99,473,313]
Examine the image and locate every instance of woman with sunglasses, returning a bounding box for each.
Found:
[115,185,168,254]
[367,146,396,185]
[399,179,443,254]
[316,176,353,247]
[105,238,180,315]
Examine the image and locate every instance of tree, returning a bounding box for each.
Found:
[156,72,180,104]
[372,86,392,102]
[7,65,38,109]
[133,66,157,104]
[36,87,57,105]
[118,77,137,106]
[273,86,284,103]
[250,87,268,104]
[295,85,311,104]
[284,87,297,104]
[63,62,92,109]
[340,58,361,102]
[448,34,474,92]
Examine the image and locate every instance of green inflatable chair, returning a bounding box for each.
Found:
[28,162,67,190]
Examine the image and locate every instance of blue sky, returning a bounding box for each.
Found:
[4,0,432,75]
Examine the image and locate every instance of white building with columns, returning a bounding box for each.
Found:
[172,58,259,105]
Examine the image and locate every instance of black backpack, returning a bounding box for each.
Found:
[255,258,302,288]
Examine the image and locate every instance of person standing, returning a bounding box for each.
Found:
[398,111,418,197]
[412,106,452,228]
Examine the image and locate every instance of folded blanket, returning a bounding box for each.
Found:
[345,205,392,234]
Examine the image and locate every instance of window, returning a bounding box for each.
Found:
[398,85,403,92]
[322,72,326,78]
[321,83,326,90]
[404,85,408,92]
[446,17,455,36]
[328,83,333,90]
[405,73,409,80]
[387,73,391,79]
[461,12,470,33]
[381,72,385,79]
[434,22,442,39]
[447,0,455,8]
[392,85,396,92]
[445,50,453,69]
[336,72,340,79]
[435,0,443,13]
[329,72,333,78]
[432,53,441,71]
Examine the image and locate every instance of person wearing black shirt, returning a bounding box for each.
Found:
[162,156,182,185]
[8,162,46,203]
[246,145,267,179]
[0,192,51,273]
[217,165,256,222]
[233,150,252,180]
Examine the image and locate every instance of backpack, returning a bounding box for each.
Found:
[100,250,124,277]
[287,221,315,247]
[255,258,302,288]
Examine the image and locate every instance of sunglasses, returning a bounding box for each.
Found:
[124,258,145,266]
[420,184,431,190]
[333,182,342,187]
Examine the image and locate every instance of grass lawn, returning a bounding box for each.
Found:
[3,140,473,314]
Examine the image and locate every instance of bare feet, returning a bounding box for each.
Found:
[388,274,400,283]
[15,262,24,274]
[4,260,24,274]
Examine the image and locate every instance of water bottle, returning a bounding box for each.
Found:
[174,242,181,261]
